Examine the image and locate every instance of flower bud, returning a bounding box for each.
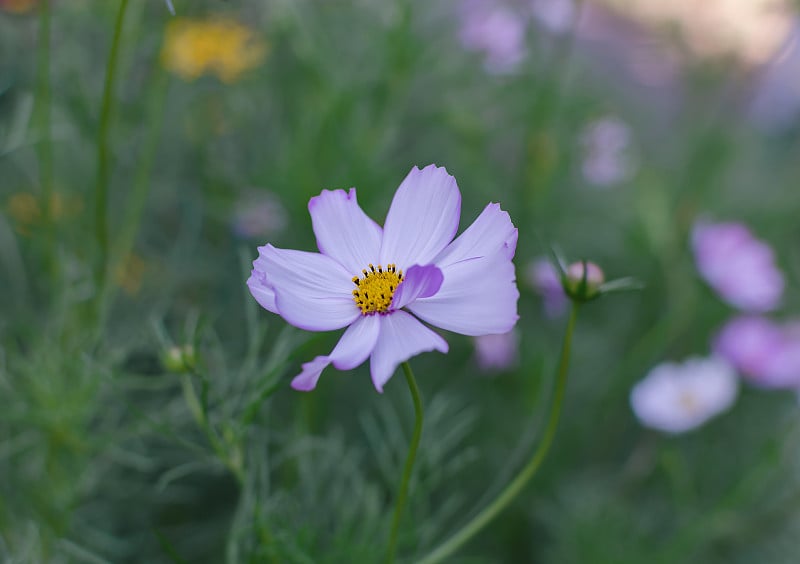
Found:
[162,345,196,373]
[564,261,604,301]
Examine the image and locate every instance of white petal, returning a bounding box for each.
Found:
[408,253,519,336]
[247,256,278,313]
[309,188,382,274]
[380,165,461,268]
[259,244,360,331]
[329,315,381,370]
[434,203,518,267]
[369,311,448,393]
[391,264,444,310]
[291,356,331,391]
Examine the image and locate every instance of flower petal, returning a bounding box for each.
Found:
[408,252,519,336]
[247,255,278,314]
[434,203,518,267]
[391,264,444,310]
[289,317,380,392]
[380,165,461,268]
[370,311,449,393]
[291,356,331,391]
[309,188,383,274]
[259,244,360,331]
[330,314,381,370]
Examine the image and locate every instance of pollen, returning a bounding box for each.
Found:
[351,263,403,315]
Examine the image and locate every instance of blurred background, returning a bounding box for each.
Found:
[2,0,800,562]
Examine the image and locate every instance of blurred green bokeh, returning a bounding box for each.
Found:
[2,0,800,562]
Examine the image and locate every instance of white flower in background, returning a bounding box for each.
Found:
[474,330,520,372]
[530,0,576,35]
[580,116,636,187]
[630,357,738,434]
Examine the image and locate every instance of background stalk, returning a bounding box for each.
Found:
[418,304,579,564]
[35,0,55,285]
[93,0,130,319]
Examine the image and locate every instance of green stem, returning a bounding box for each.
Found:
[181,374,244,484]
[418,304,579,564]
[35,0,55,283]
[385,361,424,564]
[105,69,169,305]
[93,0,130,313]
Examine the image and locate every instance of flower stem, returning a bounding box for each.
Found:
[35,0,55,284]
[93,0,130,315]
[385,361,424,564]
[105,68,169,307]
[418,304,579,564]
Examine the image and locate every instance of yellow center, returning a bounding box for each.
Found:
[352,264,403,315]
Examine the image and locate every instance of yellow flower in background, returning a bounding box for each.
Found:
[161,18,268,83]
[0,0,37,14]
[6,192,81,236]
[115,253,146,296]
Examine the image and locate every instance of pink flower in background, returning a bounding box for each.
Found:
[692,221,784,312]
[525,258,568,318]
[474,330,520,372]
[459,0,527,74]
[580,116,635,187]
[713,316,800,389]
[630,357,738,434]
[248,165,519,392]
[232,191,288,239]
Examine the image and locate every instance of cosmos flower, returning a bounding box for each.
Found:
[713,316,800,389]
[248,165,519,392]
[458,0,527,74]
[161,18,267,83]
[691,220,784,312]
[580,117,635,187]
[474,330,520,372]
[630,356,738,434]
[231,191,288,240]
[525,258,568,318]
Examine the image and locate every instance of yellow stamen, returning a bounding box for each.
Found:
[352,263,403,315]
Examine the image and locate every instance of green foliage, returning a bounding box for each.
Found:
[2,0,800,562]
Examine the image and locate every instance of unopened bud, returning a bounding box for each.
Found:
[162,345,196,373]
[565,261,604,301]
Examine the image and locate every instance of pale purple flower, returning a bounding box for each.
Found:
[474,330,519,372]
[580,117,635,187]
[232,191,288,239]
[630,357,738,434]
[525,258,567,318]
[530,0,576,35]
[713,316,800,389]
[248,165,519,392]
[459,0,527,74]
[691,221,784,312]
